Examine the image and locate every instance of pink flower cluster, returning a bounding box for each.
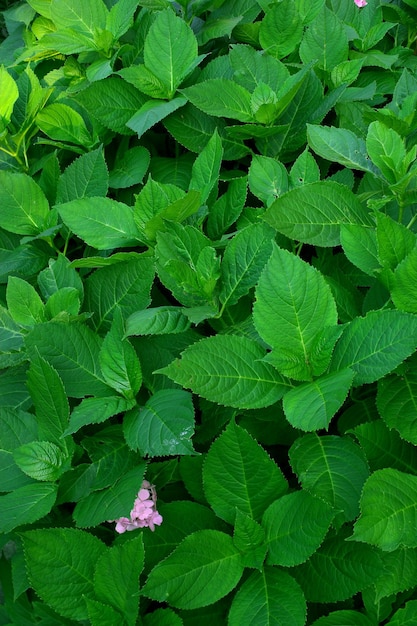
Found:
[112,480,163,533]
[354,0,367,6]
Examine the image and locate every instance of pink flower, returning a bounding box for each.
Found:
[354,0,367,6]
[110,480,163,533]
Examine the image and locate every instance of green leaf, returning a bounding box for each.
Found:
[310,611,375,626]
[142,530,244,610]
[56,147,108,204]
[13,441,67,481]
[126,96,187,139]
[64,396,132,436]
[84,255,154,331]
[263,490,334,567]
[158,334,289,409]
[283,369,354,431]
[21,528,106,620]
[229,44,289,93]
[203,420,288,524]
[189,129,223,203]
[0,65,18,126]
[0,483,58,533]
[50,0,107,34]
[289,434,369,522]
[25,322,110,398]
[76,77,147,135]
[300,7,348,71]
[352,419,417,474]
[143,608,183,626]
[248,155,288,206]
[109,146,150,189]
[94,535,144,626]
[125,307,191,336]
[118,64,169,99]
[366,121,406,183]
[73,464,146,527]
[0,171,49,235]
[307,124,382,177]
[38,254,83,301]
[377,367,417,444]
[144,8,198,97]
[330,310,417,385]
[376,213,416,272]
[253,244,337,380]
[99,309,142,399]
[289,148,320,187]
[340,224,380,276]
[351,468,417,551]
[44,287,81,319]
[219,223,274,310]
[123,389,195,456]
[58,197,141,250]
[206,176,247,240]
[387,601,417,626]
[181,79,253,122]
[37,103,92,146]
[106,0,139,39]
[6,276,45,327]
[85,599,123,626]
[263,181,373,247]
[259,0,303,59]
[233,511,266,569]
[228,567,306,626]
[374,548,417,602]
[292,530,381,602]
[391,246,417,313]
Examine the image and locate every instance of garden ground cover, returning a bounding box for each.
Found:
[1,0,417,623]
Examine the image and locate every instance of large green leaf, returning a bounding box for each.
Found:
[263,181,373,247]
[203,420,288,524]
[391,245,417,313]
[158,334,289,409]
[374,548,417,602]
[300,6,348,71]
[13,441,68,481]
[126,97,187,139]
[142,530,244,610]
[6,276,45,327]
[248,154,288,206]
[310,611,375,626]
[56,148,108,204]
[253,244,337,380]
[289,434,369,522]
[123,389,195,456]
[21,528,106,620]
[125,307,191,336]
[263,490,334,566]
[64,396,132,436]
[37,103,92,146]
[351,468,417,551]
[144,8,198,97]
[377,367,417,444]
[0,483,58,533]
[0,171,49,235]
[189,129,223,203]
[50,0,108,34]
[58,197,142,250]
[259,0,303,59]
[352,419,417,474]
[228,567,306,626]
[330,310,417,385]
[181,79,253,122]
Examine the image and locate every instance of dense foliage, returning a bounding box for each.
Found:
[1,0,417,623]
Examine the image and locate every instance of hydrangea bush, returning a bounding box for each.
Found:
[1,0,417,624]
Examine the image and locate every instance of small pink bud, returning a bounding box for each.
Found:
[354,0,367,6]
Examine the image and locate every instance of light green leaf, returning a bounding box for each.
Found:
[158,334,289,409]
[366,121,406,183]
[377,367,417,445]
[189,129,223,203]
[391,246,417,313]
[376,213,416,272]
[6,276,45,327]
[300,7,348,71]
[50,0,107,33]
[126,97,187,139]
[351,468,417,551]
[73,464,146,527]
[263,490,333,567]
[307,124,382,177]
[118,64,169,99]
[253,244,337,380]
[292,530,381,602]
[289,434,369,522]
[56,147,108,204]
[37,103,92,146]
[248,155,288,206]
[340,224,380,276]
[181,79,253,122]
[0,483,58,533]
[142,530,244,610]
[203,420,288,524]
[94,535,144,626]
[123,389,195,456]
[289,148,320,187]
[109,147,150,189]
[283,369,354,431]
[228,567,306,626]
[44,287,81,319]
[330,310,417,385]
[125,307,191,336]
[76,77,147,135]
[64,396,132,436]
[219,223,274,310]
[13,441,67,481]
[38,253,83,301]
[0,65,18,126]
[374,548,417,602]
[264,181,373,247]
[106,0,139,39]
[58,197,141,250]
[229,44,289,93]
[259,0,303,59]
[27,354,70,448]
[25,322,110,398]
[0,171,49,235]
[206,176,247,240]
[387,601,417,626]
[22,528,106,620]
[144,8,198,96]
